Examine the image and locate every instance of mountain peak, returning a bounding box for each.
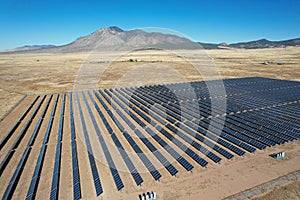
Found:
[256,39,269,42]
[108,26,124,32]
[54,26,200,52]
[99,26,124,34]
[5,26,299,53]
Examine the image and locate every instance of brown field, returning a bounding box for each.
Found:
[0,47,299,199]
[252,180,300,200]
[1,47,299,120]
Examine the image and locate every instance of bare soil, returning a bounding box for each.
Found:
[0,47,299,200]
[1,47,299,119]
[253,180,300,200]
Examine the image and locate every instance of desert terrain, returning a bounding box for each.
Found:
[0,47,299,200]
[1,47,299,120]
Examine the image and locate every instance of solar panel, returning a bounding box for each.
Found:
[26,146,46,199]
[195,123,246,156]
[132,106,151,123]
[3,147,31,199]
[2,77,299,199]
[3,94,54,200]
[76,92,103,196]
[73,181,81,200]
[0,96,39,149]
[123,132,161,181]
[0,95,46,176]
[228,114,289,144]
[57,93,66,142]
[110,167,124,191]
[88,91,144,186]
[157,126,207,168]
[133,129,178,176]
[172,126,222,163]
[242,112,298,140]
[117,89,227,167]
[124,92,226,163]
[224,116,277,146]
[27,94,59,199]
[50,94,66,200]
[104,91,177,175]
[116,108,136,130]
[82,92,127,191]
[69,93,81,200]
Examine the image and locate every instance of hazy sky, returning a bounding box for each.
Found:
[0,0,299,49]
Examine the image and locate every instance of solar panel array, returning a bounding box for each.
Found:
[69,93,81,200]
[1,77,299,199]
[50,93,65,200]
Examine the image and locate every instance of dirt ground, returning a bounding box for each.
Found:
[1,47,299,120]
[0,91,299,200]
[253,180,300,200]
[0,47,299,199]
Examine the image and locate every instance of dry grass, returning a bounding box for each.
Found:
[0,47,299,119]
[0,47,299,199]
[208,47,300,81]
[253,180,300,200]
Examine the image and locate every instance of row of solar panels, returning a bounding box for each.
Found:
[1,77,299,199]
[28,94,60,200]
[120,87,242,158]
[146,87,296,152]
[109,89,217,169]
[132,77,300,104]
[144,87,300,112]
[121,88,254,155]
[1,88,212,199]
[198,99,300,140]
[85,91,143,189]
[116,89,220,166]
[225,90,300,112]
[50,93,65,200]
[197,96,299,129]
[113,78,298,170]
[3,95,53,199]
[121,82,298,155]
[192,99,298,144]
[138,77,298,96]
[101,90,180,176]
[0,96,45,176]
[0,96,39,149]
[138,77,273,95]
[94,90,162,181]
[120,89,203,171]
[69,94,81,200]
[137,85,298,143]
[113,89,223,166]
[75,92,104,196]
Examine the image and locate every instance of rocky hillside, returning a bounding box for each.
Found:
[46,26,201,52]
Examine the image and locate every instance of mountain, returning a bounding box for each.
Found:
[1,27,299,52]
[229,38,300,49]
[197,42,220,49]
[197,38,300,49]
[0,45,56,53]
[43,26,201,52]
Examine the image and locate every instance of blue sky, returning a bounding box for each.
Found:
[0,0,299,49]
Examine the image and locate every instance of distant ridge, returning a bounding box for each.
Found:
[0,45,56,53]
[228,38,300,49]
[1,26,299,52]
[198,38,300,49]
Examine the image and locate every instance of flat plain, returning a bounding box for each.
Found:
[1,47,299,120]
[0,47,299,199]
